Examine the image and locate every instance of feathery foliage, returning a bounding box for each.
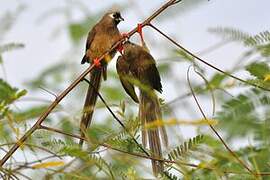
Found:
[168,135,204,161]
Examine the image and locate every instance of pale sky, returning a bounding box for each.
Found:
[1,0,270,87]
[2,0,270,135]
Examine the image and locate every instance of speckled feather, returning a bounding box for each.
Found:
[116,41,168,176]
[80,12,123,146]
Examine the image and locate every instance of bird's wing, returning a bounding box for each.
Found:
[116,56,139,103]
[81,26,97,64]
[133,49,163,93]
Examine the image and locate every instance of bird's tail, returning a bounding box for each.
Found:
[79,68,102,146]
[139,90,168,176]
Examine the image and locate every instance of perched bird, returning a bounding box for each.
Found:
[116,41,168,176]
[80,11,124,146]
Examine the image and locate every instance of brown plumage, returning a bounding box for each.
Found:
[80,11,124,146]
[116,41,168,176]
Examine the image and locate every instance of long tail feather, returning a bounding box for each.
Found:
[139,90,168,176]
[152,93,168,148]
[79,68,102,146]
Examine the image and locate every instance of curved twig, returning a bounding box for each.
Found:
[193,66,216,116]
[186,66,255,176]
[148,23,270,92]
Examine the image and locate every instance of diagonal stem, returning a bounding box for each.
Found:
[0,0,183,167]
[148,23,270,92]
[82,78,149,156]
[39,125,270,176]
[0,65,95,167]
[186,66,254,175]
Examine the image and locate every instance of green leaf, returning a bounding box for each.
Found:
[61,146,115,178]
[245,79,270,89]
[41,138,76,154]
[0,79,27,105]
[0,5,26,38]
[203,135,223,149]
[256,43,270,57]
[208,27,250,43]
[16,89,27,99]
[174,49,194,62]
[69,23,88,43]
[0,43,24,54]
[61,146,88,159]
[245,31,270,46]
[86,124,116,143]
[162,171,181,180]
[68,18,96,43]
[246,62,270,79]
[168,135,204,161]
[61,119,74,133]
[216,89,270,139]
[157,63,171,75]
[13,105,47,122]
[208,73,227,88]
[102,85,126,102]
[0,55,3,64]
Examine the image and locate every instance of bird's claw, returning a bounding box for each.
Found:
[121,33,130,40]
[93,58,101,68]
[117,43,124,54]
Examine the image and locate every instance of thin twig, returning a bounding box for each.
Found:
[0,167,19,180]
[148,23,270,92]
[13,171,32,180]
[0,0,182,167]
[193,67,216,116]
[39,125,268,176]
[0,143,61,160]
[0,65,95,167]
[186,66,254,175]
[12,155,63,171]
[82,78,149,156]
[39,86,58,99]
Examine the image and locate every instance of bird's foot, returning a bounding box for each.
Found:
[117,43,124,54]
[137,23,144,42]
[93,58,101,68]
[121,32,130,40]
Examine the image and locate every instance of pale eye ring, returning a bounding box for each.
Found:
[109,13,116,19]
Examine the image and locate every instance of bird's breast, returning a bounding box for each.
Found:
[88,30,120,61]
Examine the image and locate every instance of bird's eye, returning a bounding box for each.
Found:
[113,12,121,18]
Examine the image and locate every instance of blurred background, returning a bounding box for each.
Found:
[1,0,270,179]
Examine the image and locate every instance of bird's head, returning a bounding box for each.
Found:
[105,11,124,25]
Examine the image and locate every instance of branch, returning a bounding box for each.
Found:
[82,78,149,156]
[0,143,62,160]
[148,23,270,92]
[0,65,95,167]
[40,125,268,176]
[186,66,254,176]
[0,0,183,166]
[12,155,62,171]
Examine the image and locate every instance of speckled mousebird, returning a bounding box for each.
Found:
[80,11,124,146]
[116,41,168,176]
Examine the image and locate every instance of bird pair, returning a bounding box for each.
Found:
[80,11,167,176]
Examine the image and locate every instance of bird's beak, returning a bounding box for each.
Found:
[119,15,124,21]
